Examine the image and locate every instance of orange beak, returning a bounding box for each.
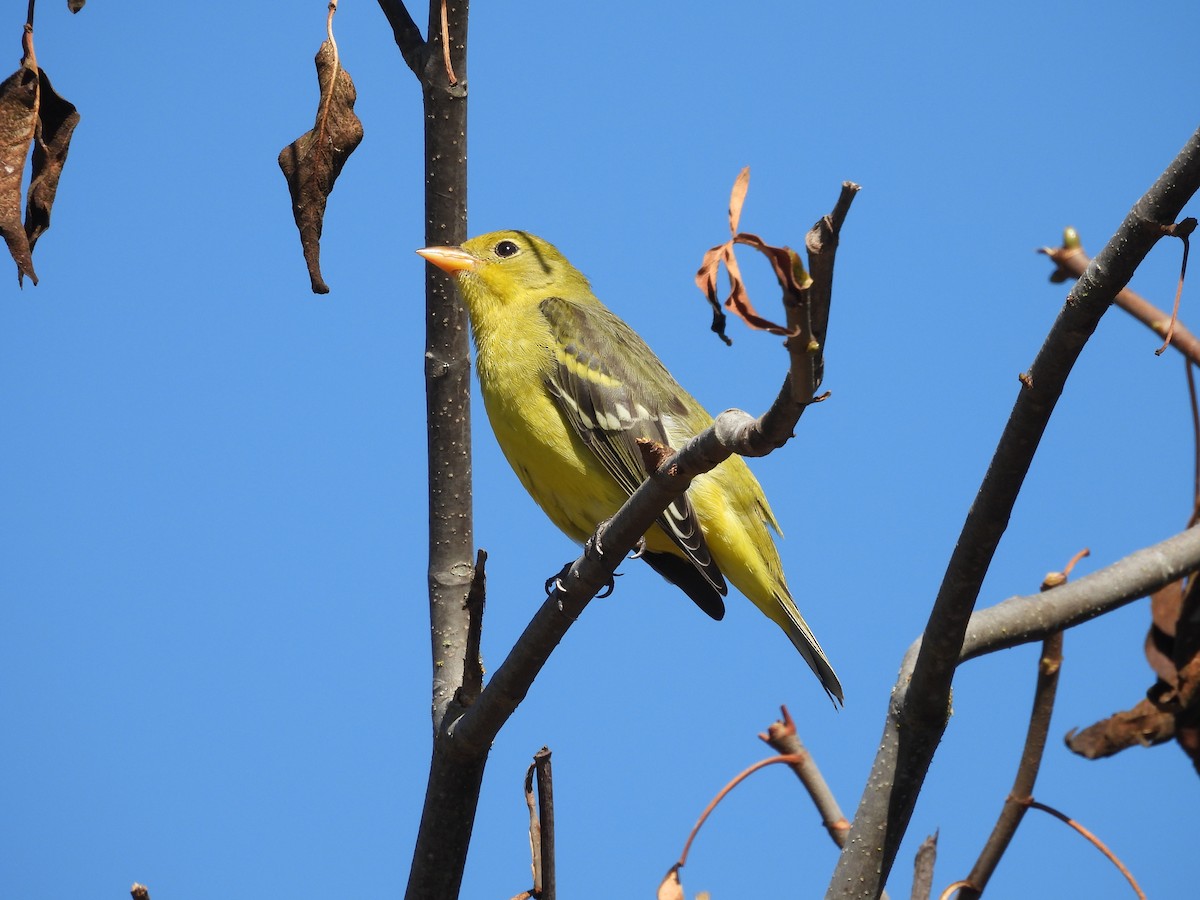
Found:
[416,245,478,274]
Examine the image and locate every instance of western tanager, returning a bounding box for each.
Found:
[417,231,842,702]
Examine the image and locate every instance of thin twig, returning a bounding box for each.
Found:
[1187,362,1200,524]
[1023,799,1147,899]
[759,707,888,900]
[938,882,971,900]
[533,748,555,900]
[439,0,458,84]
[1154,219,1194,355]
[910,833,937,900]
[676,755,803,869]
[759,706,850,847]
[956,552,1077,899]
[1041,232,1200,366]
[523,761,541,895]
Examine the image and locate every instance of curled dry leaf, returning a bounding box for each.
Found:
[727,166,749,234]
[1064,699,1175,759]
[694,241,732,344]
[1146,580,1183,686]
[25,68,80,261]
[695,168,809,341]
[0,53,40,285]
[278,39,364,294]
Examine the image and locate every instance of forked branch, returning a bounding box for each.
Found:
[830,125,1200,900]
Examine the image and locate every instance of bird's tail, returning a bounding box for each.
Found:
[775,595,844,706]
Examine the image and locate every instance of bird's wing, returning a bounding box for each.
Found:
[539,297,727,614]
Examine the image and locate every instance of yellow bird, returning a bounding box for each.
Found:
[418,231,842,703]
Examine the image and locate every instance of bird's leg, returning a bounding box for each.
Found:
[628,536,647,560]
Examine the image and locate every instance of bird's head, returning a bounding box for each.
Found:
[417,230,592,323]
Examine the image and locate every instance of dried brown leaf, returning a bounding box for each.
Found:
[1146,581,1183,685]
[0,52,39,285]
[1064,698,1175,759]
[25,67,79,259]
[728,166,750,236]
[68,0,86,11]
[656,865,685,900]
[735,233,811,296]
[278,39,364,294]
[694,245,722,302]
[696,169,816,339]
[721,238,793,335]
[694,244,731,345]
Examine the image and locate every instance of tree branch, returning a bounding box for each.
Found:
[958,626,1064,898]
[376,0,428,77]
[760,706,852,851]
[403,0,473,898]
[910,834,937,900]
[829,125,1200,900]
[1040,232,1200,367]
[532,748,556,900]
[959,527,1200,663]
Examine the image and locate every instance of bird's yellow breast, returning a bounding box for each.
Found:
[472,306,631,544]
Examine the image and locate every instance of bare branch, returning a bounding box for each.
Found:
[910,834,937,900]
[858,524,1200,900]
[960,527,1200,662]
[830,125,1200,900]
[760,705,851,850]
[376,0,427,76]
[958,595,1065,897]
[523,761,541,896]
[1040,232,1200,366]
[533,748,556,900]
[401,0,473,898]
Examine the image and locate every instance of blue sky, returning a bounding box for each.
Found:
[3,2,1197,898]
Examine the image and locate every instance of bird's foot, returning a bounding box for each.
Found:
[544,562,571,597]
[589,520,610,559]
[628,537,647,560]
[543,560,617,600]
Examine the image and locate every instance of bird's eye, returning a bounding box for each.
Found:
[495,240,519,258]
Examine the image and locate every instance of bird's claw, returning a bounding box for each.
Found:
[543,561,616,599]
[629,537,647,560]
[586,524,608,561]
[544,562,572,597]
[596,574,616,599]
